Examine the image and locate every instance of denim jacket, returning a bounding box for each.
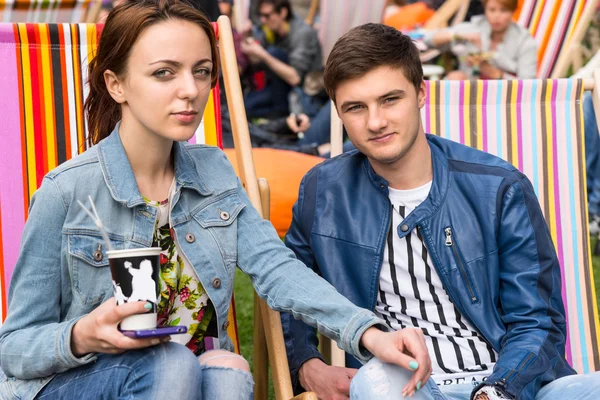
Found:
[283,135,576,399]
[0,125,383,399]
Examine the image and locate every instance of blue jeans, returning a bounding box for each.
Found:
[584,91,600,216]
[350,358,600,400]
[296,101,358,156]
[35,343,253,399]
[244,46,291,119]
[298,101,332,147]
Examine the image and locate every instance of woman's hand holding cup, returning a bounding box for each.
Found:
[71,298,169,357]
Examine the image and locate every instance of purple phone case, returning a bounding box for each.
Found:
[120,326,188,338]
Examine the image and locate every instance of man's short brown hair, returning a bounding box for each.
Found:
[324,23,423,104]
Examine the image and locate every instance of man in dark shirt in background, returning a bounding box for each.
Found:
[241,0,322,118]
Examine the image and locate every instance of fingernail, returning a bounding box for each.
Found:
[151,339,160,345]
[144,302,153,310]
[409,360,419,370]
[416,381,422,391]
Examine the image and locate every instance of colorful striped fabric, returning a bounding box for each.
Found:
[0,0,99,23]
[0,22,236,352]
[421,79,600,374]
[516,0,590,78]
[318,0,387,62]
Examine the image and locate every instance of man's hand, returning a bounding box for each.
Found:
[479,61,503,79]
[465,54,481,68]
[360,327,432,398]
[241,38,267,64]
[286,113,311,134]
[299,358,358,400]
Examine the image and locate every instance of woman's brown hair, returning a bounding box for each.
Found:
[481,0,519,12]
[85,0,220,146]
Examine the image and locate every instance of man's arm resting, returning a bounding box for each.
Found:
[479,177,575,399]
[261,50,301,86]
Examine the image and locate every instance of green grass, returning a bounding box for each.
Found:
[234,244,600,400]
[234,268,275,400]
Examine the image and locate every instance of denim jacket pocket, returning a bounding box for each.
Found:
[195,193,245,229]
[193,194,245,269]
[68,234,116,306]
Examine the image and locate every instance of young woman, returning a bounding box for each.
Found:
[0,1,432,398]
[424,0,537,80]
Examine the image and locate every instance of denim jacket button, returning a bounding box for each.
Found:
[185,233,195,243]
[222,320,230,330]
[400,224,409,232]
[93,251,103,262]
[220,211,230,221]
[212,278,222,288]
[93,244,103,261]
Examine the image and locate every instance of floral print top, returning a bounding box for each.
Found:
[145,195,218,356]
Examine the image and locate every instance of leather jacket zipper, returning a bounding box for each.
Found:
[445,227,477,302]
[503,352,535,383]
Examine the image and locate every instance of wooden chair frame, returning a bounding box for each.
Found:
[218,16,316,400]
[551,0,600,78]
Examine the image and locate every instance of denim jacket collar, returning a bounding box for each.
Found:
[97,123,212,208]
[361,135,451,232]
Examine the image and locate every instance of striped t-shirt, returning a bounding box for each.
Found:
[375,182,498,386]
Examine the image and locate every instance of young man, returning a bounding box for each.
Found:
[282,23,600,399]
[241,0,322,118]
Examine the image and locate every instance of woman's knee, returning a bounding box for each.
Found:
[198,350,254,400]
[155,342,203,378]
[198,349,251,373]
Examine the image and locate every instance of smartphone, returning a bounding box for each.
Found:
[120,326,187,339]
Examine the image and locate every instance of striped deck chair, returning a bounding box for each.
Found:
[0,17,315,400]
[0,0,102,23]
[422,79,600,374]
[516,0,600,78]
[329,78,600,374]
[232,0,250,30]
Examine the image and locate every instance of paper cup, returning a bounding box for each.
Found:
[107,247,162,331]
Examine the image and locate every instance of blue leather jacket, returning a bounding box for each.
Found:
[0,125,383,400]
[283,135,576,399]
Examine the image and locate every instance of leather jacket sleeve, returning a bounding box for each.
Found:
[281,169,326,393]
[479,176,575,399]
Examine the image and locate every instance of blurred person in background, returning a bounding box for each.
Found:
[423,0,536,79]
[240,0,322,118]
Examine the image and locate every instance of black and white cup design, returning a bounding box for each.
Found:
[107,248,162,330]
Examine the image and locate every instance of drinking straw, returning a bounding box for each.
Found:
[77,195,115,252]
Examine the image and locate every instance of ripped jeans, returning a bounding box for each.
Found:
[35,343,254,399]
[350,358,600,400]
